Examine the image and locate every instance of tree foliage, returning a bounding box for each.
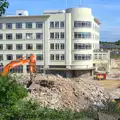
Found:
[0,0,9,16]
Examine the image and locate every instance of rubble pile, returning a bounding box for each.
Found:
[16,74,109,112]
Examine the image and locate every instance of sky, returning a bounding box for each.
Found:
[5,0,120,42]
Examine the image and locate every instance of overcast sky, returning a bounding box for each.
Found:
[6,0,120,42]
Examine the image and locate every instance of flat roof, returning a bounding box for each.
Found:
[0,15,50,19]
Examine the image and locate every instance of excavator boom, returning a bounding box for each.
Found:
[1,54,36,77]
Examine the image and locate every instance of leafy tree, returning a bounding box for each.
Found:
[0,75,28,119]
[0,0,9,16]
[114,40,120,45]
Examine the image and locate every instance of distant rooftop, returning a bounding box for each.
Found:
[100,44,120,49]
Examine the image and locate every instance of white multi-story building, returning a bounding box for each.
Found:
[0,7,101,77]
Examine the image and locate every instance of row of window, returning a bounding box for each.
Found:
[50,54,65,60]
[10,65,43,73]
[0,22,43,29]
[0,54,65,61]
[0,33,43,40]
[0,54,43,61]
[50,21,64,28]
[74,21,91,28]
[50,32,98,40]
[74,21,99,32]
[50,32,64,39]
[74,32,91,39]
[0,32,99,40]
[0,21,99,32]
[74,43,92,49]
[50,43,64,50]
[94,54,108,59]
[0,44,43,50]
[74,54,92,60]
[1,54,104,61]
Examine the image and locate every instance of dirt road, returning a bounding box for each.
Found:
[99,80,120,89]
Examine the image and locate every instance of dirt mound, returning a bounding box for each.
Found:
[16,74,109,112]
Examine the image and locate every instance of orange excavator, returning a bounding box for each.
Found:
[0,54,36,88]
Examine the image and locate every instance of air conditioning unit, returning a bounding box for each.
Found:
[16,10,29,16]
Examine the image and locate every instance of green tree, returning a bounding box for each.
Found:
[0,0,9,16]
[0,75,28,119]
[115,40,120,45]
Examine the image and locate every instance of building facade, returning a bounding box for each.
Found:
[0,8,101,77]
[93,49,111,73]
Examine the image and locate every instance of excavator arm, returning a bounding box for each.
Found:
[1,54,36,77]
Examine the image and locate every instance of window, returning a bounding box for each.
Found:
[16,33,22,39]
[56,54,59,60]
[36,54,43,60]
[99,54,102,59]
[26,44,33,50]
[60,21,64,28]
[74,54,91,60]
[26,22,32,28]
[36,44,43,50]
[0,23,2,29]
[0,54,3,60]
[16,23,22,29]
[55,21,59,28]
[61,54,64,60]
[6,34,12,39]
[50,32,64,39]
[50,33,54,39]
[61,43,64,49]
[74,43,91,49]
[6,44,13,50]
[74,21,92,28]
[16,54,23,59]
[26,33,33,39]
[55,32,59,39]
[50,54,54,60]
[36,65,43,73]
[55,43,59,49]
[94,54,97,59]
[10,65,23,73]
[16,44,23,50]
[0,44,3,50]
[36,22,43,28]
[36,33,43,39]
[50,22,54,28]
[0,34,3,40]
[50,44,54,49]
[7,54,13,60]
[74,32,91,39]
[60,32,64,39]
[6,23,12,29]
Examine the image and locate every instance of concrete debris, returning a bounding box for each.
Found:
[16,74,109,112]
[108,89,120,99]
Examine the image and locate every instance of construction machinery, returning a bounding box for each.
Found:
[94,71,107,80]
[0,54,36,87]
